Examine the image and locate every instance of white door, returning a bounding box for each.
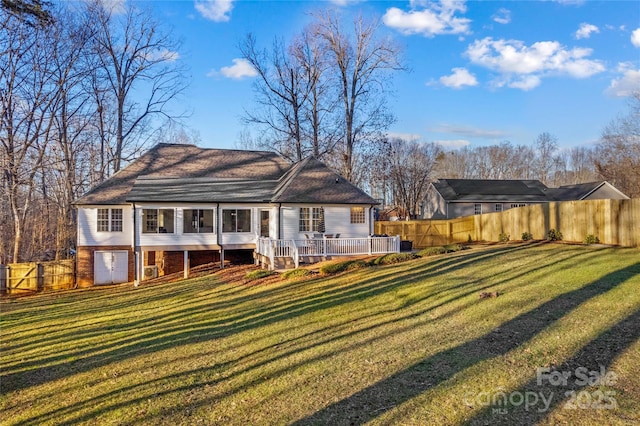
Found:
[94,251,128,285]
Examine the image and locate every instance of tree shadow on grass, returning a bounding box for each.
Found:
[292,262,640,425]
[1,245,603,397]
[2,245,538,393]
[464,306,640,425]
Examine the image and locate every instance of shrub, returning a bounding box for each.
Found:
[319,259,368,275]
[245,269,273,281]
[417,246,447,257]
[546,229,563,241]
[498,233,510,243]
[372,252,418,265]
[467,234,473,243]
[281,268,312,279]
[584,234,600,245]
[521,232,533,241]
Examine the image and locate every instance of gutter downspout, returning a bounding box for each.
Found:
[216,203,223,269]
[278,203,282,239]
[369,204,375,236]
[133,202,138,287]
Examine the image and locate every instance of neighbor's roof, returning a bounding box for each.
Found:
[75,143,378,205]
[546,181,630,201]
[432,179,549,202]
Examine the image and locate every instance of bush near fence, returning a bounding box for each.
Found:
[0,259,76,295]
[376,199,639,248]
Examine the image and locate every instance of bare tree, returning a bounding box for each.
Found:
[90,1,187,173]
[534,132,558,185]
[388,138,442,218]
[595,92,640,197]
[314,11,403,183]
[240,33,310,162]
[1,0,53,26]
[0,7,57,261]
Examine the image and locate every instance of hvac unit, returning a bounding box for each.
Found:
[143,265,158,280]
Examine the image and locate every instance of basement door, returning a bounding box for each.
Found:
[94,251,128,285]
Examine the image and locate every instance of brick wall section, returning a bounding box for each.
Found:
[76,246,134,288]
[152,250,220,276]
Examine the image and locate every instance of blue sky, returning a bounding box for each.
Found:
[124,0,639,151]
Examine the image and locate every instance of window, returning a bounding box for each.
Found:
[183,209,214,233]
[142,209,174,233]
[97,208,123,232]
[97,209,110,232]
[111,209,123,232]
[222,209,251,233]
[350,207,366,224]
[299,207,325,232]
[495,204,503,213]
[474,204,482,215]
[510,203,526,208]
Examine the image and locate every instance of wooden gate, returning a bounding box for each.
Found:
[1,260,76,295]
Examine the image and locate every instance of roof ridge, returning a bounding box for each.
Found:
[272,157,312,201]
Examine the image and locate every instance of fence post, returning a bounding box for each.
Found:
[0,265,6,295]
[37,263,45,291]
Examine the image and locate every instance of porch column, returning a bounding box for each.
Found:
[134,248,142,287]
[183,250,189,279]
[220,249,225,269]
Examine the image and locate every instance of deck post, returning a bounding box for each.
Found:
[183,250,189,278]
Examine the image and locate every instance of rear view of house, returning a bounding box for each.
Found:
[74,143,397,286]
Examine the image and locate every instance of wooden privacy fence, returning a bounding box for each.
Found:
[374,216,475,249]
[0,259,76,295]
[376,199,640,248]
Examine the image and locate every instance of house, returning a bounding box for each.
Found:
[74,143,398,286]
[424,179,630,219]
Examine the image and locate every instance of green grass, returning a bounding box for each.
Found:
[244,269,273,281]
[1,243,639,425]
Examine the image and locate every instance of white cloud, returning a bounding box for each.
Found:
[492,8,511,25]
[632,28,640,47]
[575,23,599,39]
[328,0,363,5]
[87,0,126,14]
[439,67,478,89]
[429,123,509,139]
[433,139,470,149]
[382,0,471,37]
[145,48,180,62]
[208,58,257,79]
[507,75,541,91]
[465,37,605,90]
[386,132,421,142]
[195,0,234,22]
[605,63,640,97]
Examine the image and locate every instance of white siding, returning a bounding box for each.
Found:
[77,205,133,247]
[280,204,372,240]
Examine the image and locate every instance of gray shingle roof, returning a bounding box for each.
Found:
[127,177,279,203]
[272,157,377,204]
[75,143,290,205]
[75,144,378,205]
[432,179,628,203]
[545,182,603,201]
[433,179,549,202]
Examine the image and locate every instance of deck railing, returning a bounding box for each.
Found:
[256,236,400,268]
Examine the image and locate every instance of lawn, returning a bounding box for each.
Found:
[1,243,639,425]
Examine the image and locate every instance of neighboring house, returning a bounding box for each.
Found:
[74,143,397,286]
[424,179,630,219]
